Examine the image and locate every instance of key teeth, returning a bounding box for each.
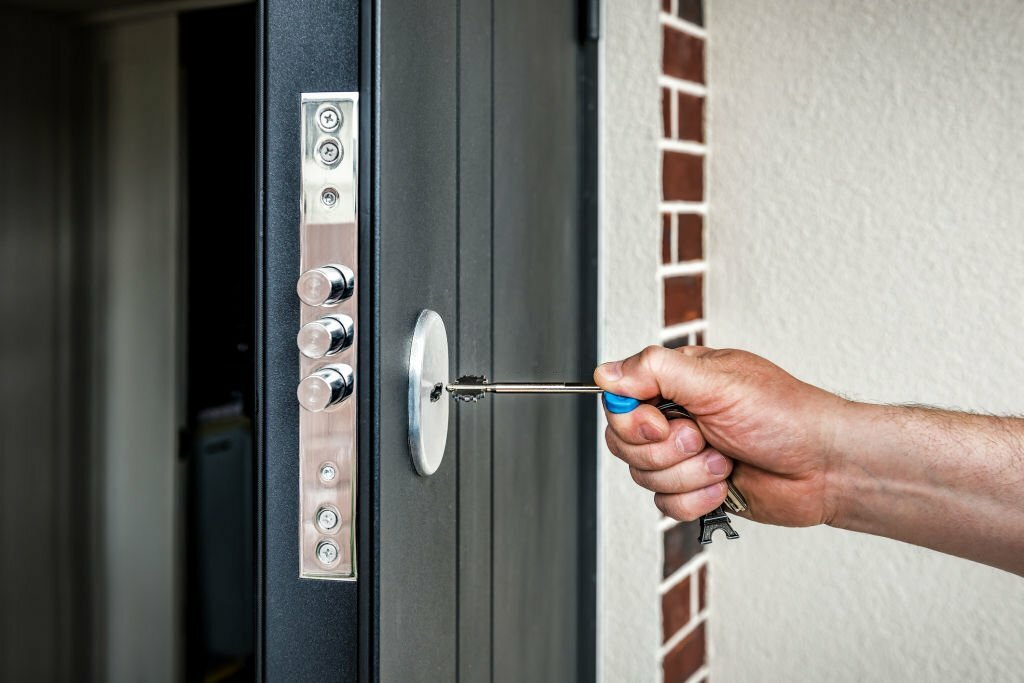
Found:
[698,505,740,544]
[451,375,487,402]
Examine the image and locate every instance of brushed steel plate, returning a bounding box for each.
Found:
[298,93,358,580]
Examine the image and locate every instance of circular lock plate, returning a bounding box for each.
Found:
[408,310,450,476]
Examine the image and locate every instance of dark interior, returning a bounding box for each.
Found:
[180,6,257,681]
[0,2,258,680]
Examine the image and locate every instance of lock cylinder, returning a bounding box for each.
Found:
[297,364,355,412]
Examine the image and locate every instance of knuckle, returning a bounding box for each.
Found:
[639,345,666,373]
[655,493,698,522]
[637,442,672,470]
[633,443,655,468]
[641,344,663,358]
[653,493,669,516]
[628,466,646,487]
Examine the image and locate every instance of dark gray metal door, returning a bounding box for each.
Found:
[260,0,596,679]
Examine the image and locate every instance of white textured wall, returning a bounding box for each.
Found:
[706,1,1024,680]
[598,1,663,680]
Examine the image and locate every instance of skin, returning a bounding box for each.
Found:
[594,345,1024,576]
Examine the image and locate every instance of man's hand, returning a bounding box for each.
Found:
[595,345,1024,576]
[595,345,847,527]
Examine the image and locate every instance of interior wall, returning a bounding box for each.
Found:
[89,14,182,682]
[706,1,1024,679]
[0,10,80,681]
[598,1,663,680]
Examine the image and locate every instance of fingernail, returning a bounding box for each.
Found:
[706,452,729,475]
[675,427,703,455]
[597,361,623,381]
[703,481,725,499]
[639,424,659,442]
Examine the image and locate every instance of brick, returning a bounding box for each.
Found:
[662,0,672,13]
[662,575,692,641]
[663,26,704,83]
[662,88,672,138]
[664,274,703,326]
[694,331,704,346]
[677,0,704,26]
[677,92,704,142]
[662,152,703,202]
[663,522,702,577]
[663,622,706,683]
[698,564,707,612]
[676,213,702,261]
[662,214,673,264]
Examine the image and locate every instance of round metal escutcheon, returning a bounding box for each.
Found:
[408,309,450,476]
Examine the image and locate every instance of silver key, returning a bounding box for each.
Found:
[447,377,748,544]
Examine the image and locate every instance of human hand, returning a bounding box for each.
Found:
[595,346,848,527]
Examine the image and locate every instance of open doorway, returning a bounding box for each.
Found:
[0,2,257,680]
[180,6,257,681]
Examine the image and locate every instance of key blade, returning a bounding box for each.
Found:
[447,376,603,400]
[447,375,489,402]
[486,382,601,393]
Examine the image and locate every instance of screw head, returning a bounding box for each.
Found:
[320,187,339,207]
[318,139,342,165]
[317,106,341,132]
[319,463,337,482]
[316,540,339,565]
[316,507,339,531]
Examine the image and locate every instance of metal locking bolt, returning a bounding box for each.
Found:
[296,364,355,413]
[296,264,355,306]
[297,314,354,359]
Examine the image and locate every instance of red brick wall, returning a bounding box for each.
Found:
[659,1,709,682]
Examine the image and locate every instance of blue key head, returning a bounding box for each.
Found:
[602,392,640,414]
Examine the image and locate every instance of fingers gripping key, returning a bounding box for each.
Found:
[603,392,746,545]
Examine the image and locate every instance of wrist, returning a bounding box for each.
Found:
[823,399,889,532]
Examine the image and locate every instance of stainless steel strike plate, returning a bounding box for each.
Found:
[296,93,358,580]
[408,310,450,476]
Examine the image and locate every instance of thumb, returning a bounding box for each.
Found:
[594,345,714,409]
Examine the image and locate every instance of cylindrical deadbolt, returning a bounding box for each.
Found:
[296,264,355,306]
[297,314,354,359]
[297,364,355,412]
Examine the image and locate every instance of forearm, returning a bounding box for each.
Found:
[829,402,1024,575]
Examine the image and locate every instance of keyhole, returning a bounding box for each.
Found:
[430,382,443,402]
